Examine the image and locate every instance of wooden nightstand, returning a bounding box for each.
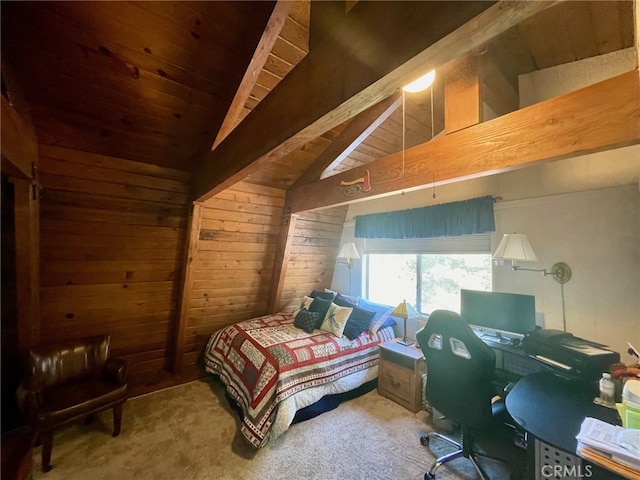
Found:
[377,341,426,413]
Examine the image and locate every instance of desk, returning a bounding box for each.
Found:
[480,337,551,392]
[506,372,623,480]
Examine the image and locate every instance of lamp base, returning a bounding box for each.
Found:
[397,339,414,346]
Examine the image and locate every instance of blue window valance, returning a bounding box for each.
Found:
[354,195,495,239]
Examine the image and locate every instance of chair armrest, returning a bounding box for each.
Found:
[16,379,43,418]
[103,358,129,385]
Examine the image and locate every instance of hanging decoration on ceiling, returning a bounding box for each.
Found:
[340,169,371,196]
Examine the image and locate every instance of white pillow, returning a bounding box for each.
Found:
[293,296,314,318]
[319,303,353,337]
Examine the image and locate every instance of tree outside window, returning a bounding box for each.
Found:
[367,253,491,314]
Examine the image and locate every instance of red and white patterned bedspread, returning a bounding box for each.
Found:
[204,313,394,447]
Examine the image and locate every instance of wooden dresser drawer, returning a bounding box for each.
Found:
[377,341,426,413]
[379,362,414,410]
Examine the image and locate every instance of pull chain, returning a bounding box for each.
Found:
[431,86,436,199]
[402,89,406,196]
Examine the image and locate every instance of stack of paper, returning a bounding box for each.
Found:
[576,417,640,480]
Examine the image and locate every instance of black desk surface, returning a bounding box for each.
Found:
[506,372,621,453]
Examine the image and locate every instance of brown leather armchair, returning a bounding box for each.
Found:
[17,335,129,472]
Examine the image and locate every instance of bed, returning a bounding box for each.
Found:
[204,299,396,448]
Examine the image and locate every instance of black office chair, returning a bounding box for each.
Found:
[416,310,512,480]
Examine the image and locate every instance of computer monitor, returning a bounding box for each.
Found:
[460,289,536,338]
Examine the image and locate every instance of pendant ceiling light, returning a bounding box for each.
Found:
[402,70,436,93]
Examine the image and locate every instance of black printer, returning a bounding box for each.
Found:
[522,329,620,382]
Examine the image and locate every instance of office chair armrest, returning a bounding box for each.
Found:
[504,382,516,395]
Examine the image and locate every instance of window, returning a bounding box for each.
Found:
[363,235,492,314]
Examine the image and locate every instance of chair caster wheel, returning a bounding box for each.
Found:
[420,435,430,446]
[424,473,435,480]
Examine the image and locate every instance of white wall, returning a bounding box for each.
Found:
[331,49,640,356]
[519,47,637,107]
[493,186,639,357]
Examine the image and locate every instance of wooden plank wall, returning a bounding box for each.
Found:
[38,144,191,389]
[36,142,347,388]
[279,206,349,311]
[180,181,347,374]
[182,180,283,373]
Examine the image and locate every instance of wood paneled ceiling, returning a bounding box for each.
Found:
[1,1,303,172]
[1,1,635,194]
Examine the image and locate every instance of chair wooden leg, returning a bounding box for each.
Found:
[41,431,54,472]
[112,403,123,437]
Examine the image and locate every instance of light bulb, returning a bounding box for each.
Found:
[402,70,436,93]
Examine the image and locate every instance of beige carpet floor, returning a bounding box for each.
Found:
[30,377,520,480]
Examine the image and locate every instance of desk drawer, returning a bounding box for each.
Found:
[378,362,414,410]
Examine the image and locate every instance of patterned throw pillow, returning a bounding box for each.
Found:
[319,303,353,338]
[294,307,321,333]
[293,296,314,319]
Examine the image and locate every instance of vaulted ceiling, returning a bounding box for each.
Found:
[2,1,285,169]
[2,1,635,199]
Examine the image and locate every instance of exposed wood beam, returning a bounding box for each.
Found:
[320,92,402,178]
[292,92,402,188]
[286,70,640,213]
[173,203,201,375]
[1,95,38,179]
[0,56,37,173]
[194,1,560,202]
[211,1,292,150]
[267,213,299,313]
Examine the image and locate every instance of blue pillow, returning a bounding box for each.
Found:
[334,292,359,306]
[357,298,399,334]
[309,296,332,321]
[379,316,397,329]
[343,307,376,340]
[294,307,321,333]
[334,293,357,308]
[309,289,335,301]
